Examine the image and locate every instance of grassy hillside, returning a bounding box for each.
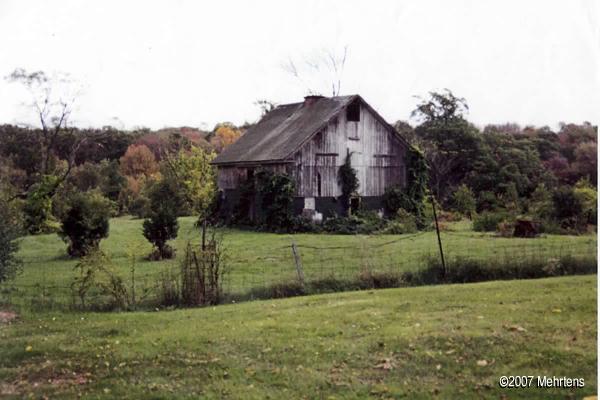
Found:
[8,216,597,308]
[0,275,596,399]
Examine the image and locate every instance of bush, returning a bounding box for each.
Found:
[403,254,596,286]
[142,180,181,260]
[473,211,510,232]
[451,184,476,219]
[0,201,22,283]
[323,211,386,234]
[256,170,296,231]
[143,210,178,260]
[552,186,586,232]
[383,184,427,228]
[71,249,130,310]
[23,176,60,234]
[382,209,417,234]
[129,195,150,218]
[59,191,112,257]
[574,178,597,225]
[476,191,500,213]
[529,184,553,220]
[179,232,227,306]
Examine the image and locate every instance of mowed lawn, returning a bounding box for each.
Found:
[9,216,598,305]
[0,275,596,399]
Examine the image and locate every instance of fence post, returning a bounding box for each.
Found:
[291,240,305,286]
[430,190,447,277]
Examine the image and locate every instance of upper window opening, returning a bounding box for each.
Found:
[346,101,360,122]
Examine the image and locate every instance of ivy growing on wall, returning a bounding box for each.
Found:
[255,170,296,231]
[383,146,429,227]
[338,152,359,216]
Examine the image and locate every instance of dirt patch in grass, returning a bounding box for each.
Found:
[0,362,90,397]
[0,310,18,324]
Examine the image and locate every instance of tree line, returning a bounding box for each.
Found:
[0,85,597,284]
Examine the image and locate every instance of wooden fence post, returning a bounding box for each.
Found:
[291,240,305,286]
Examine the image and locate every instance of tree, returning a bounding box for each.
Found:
[411,90,481,202]
[5,69,88,197]
[59,191,112,257]
[283,46,349,96]
[338,152,359,216]
[551,186,585,231]
[452,184,476,219]
[161,147,217,222]
[572,141,597,185]
[209,123,242,153]
[142,180,181,260]
[254,99,277,117]
[119,144,159,178]
[574,178,597,225]
[23,175,62,234]
[529,184,553,219]
[0,198,22,283]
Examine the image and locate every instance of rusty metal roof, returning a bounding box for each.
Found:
[212,95,357,165]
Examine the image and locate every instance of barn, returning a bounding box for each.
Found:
[212,94,410,221]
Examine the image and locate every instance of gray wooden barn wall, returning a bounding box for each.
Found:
[216,102,407,197]
[293,103,407,197]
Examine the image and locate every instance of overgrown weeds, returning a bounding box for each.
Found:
[232,254,596,302]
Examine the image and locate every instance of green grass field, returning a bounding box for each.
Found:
[6,216,597,309]
[0,276,596,399]
[0,217,597,398]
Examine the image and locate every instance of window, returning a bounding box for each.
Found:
[317,172,322,197]
[346,101,360,122]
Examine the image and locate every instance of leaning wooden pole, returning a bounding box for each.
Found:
[430,190,447,277]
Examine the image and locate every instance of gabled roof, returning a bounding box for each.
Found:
[212,95,405,165]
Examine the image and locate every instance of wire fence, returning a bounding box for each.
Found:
[1,230,597,312]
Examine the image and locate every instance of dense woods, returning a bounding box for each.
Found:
[0,90,597,279]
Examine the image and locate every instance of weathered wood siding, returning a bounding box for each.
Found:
[292,102,406,197]
[217,164,290,190]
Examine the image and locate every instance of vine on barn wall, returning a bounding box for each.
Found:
[338,152,359,216]
[383,146,429,226]
[255,169,296,231]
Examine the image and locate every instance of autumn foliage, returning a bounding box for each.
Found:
[210,124,242,153]
[119,144,159,178]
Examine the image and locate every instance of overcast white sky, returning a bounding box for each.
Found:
[0,0,599,130]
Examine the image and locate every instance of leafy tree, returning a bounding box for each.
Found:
[99,160,126,202]
[500,182,520,213]
[468,131,551,199]
[476,191,500,213]
[393,121,416,144]
[162,147,217,222]
[451,184,476,219]
[69,162,103,192]
[210,123,242,153]
[338,152,359,216]
[59,191,112,257]
[411,90,481,201]
[119,144,159,178]
[23,175,61,234]
[557,122,596,162]
[528,184,553,219]
[142,180,183,259]
[572,141,597,185]
[0,199,22,283]
[574,178,597,224]
[551,186,585,231]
